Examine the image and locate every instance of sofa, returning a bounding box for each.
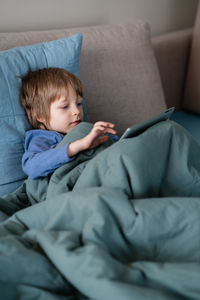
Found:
[0,4,200,300]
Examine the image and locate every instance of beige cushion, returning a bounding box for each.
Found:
[0,21,166,134]
[183,3,200,113]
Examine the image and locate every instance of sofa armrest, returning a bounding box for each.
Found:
[152,28,192,110]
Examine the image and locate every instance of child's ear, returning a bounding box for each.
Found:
[32,109,45,124]
[36,116,47,129]
[37,116,45,123]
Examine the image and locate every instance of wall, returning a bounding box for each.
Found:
[0,0,198,36]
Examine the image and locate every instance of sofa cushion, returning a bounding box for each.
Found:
[0,33,83,196]
[78,22,167,135]
[183,3,200,113]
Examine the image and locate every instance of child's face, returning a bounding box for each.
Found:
[47,84,84,134]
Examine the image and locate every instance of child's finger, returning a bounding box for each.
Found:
[94,121,115,129]
[93,125,117,135]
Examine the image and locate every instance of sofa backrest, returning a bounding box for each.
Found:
[152,28,192,111]
[183,2,200,114]
[0,22,166,135]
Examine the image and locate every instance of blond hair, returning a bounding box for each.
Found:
[20,67,83,129]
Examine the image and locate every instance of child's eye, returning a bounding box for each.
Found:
[77,102,82,107]
[61,105,69,109]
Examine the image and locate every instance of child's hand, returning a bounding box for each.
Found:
[83,121,117,149]
[68,121,117,157]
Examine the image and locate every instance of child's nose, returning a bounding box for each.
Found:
[71,105,79,116]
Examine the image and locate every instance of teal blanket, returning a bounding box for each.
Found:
[0,121,200,300]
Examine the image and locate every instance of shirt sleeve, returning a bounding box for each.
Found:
[109,134,119,142]
[22,132,74,179]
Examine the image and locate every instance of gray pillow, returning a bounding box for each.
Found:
[78,21,167,135]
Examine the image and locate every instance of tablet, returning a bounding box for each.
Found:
[120,107,175,140]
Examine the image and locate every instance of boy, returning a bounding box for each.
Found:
[20,67,117,180]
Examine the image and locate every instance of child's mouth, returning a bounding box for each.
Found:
[71,120,81,126]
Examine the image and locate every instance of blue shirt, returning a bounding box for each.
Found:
[22,129,119,180]
[22,129,74,180]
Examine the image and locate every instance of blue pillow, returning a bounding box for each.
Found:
[0,32,88,196]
